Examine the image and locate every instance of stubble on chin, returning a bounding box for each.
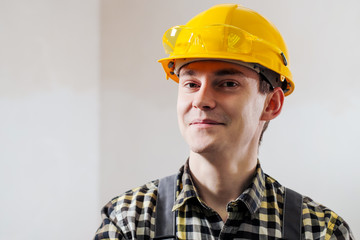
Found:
[186,133,221,155]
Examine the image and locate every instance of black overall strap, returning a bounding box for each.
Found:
[154,174,177,240]
[283,187,303,239]
[154,176,303,239]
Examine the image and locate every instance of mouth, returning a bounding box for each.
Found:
[190,119,225,126]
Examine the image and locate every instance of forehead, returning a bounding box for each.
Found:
[178,60,259,79]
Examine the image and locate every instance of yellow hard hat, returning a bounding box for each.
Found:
[158,4,294,96]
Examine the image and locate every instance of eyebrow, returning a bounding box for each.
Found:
[179,69,196,77]
[179,68,246,78]
[214,68,246,77]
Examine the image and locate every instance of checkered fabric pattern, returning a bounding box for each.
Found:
[94,162,354,239]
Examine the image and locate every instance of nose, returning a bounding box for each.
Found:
[192,83,216,110]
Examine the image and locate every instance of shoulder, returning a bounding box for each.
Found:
[101,179,159,239]
[301,196,354,239]
[264,174,353,239]
[109,179,159,214]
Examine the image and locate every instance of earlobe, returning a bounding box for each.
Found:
[260,87,285,121]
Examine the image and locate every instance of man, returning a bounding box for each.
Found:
[95,4,353,239]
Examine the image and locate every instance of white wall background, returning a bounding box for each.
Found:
[0,0,100,239]
[1,0,359,239]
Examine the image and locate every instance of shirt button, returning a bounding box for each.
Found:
[227,203,235,212]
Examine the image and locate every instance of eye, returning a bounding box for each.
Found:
[184,82,200,89]
[219,81,239,88]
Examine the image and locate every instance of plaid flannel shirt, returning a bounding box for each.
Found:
[94,162,354,239]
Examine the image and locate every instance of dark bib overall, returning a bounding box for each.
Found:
[154,174,303,240]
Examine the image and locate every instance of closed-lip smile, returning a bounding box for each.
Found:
[190,119,225,126]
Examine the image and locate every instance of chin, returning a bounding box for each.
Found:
[188,140,218,154]
[190,146,210,154]
[184,133,222,154]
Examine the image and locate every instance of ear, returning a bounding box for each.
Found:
[260,87,285,121]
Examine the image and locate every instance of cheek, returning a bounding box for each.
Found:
[177,95,189,129]
[177,92,192,117]
[240,97,266,133]
[253,95,267,117]
[176,99,191,138]
[231,96,265,126]
[176,98,184,121]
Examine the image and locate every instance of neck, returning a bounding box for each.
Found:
[188,150,258,221]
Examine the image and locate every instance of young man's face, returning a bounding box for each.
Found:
[177,60,268,155]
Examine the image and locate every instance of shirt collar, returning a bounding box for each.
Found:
[172,160,200,211]
[234,163,265,215]
[172,160,266,216]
